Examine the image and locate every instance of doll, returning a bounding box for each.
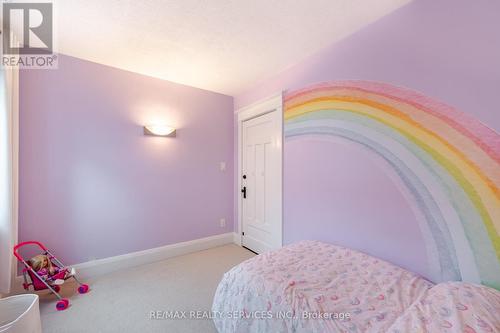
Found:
[29,254,59,279]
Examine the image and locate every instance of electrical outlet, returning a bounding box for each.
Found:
[220,161,226,171]
[219,218,226,227]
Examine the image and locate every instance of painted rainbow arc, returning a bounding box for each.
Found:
[284,81,500,289]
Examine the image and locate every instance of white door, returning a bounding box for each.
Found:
[241,110,282,253]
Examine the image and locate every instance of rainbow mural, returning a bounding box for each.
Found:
[284,81,500,289]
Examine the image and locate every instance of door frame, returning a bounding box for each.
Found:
[235,93,283,248]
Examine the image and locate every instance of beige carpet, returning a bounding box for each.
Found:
[37,244,254,333]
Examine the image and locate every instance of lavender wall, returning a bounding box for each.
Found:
[19,55,234,265]
[236,0,500,132]
[236,0,500,277]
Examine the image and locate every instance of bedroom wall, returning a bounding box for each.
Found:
[235,0,500,131]
[235,0,500,280]
[19,54,234,265]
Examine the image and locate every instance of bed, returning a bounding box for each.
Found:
[212,241,500,332]
[388,282,500,332]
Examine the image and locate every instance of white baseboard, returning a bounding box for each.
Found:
[13,232,234,289]
[232,232,241,245]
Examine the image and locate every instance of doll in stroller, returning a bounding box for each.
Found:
[13,241,90,311]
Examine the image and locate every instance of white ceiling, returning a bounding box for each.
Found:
[53,0,410,96]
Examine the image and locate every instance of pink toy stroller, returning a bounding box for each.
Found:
[13,241,90,311]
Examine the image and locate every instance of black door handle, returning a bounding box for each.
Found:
[241,186,247,199]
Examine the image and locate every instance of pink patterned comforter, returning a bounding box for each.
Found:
[388,282,500,333]
[212,240,434,332]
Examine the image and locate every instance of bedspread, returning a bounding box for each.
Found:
[388,281,500,333]
[212,240,433,332]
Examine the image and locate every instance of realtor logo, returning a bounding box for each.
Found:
[2,2,57,68]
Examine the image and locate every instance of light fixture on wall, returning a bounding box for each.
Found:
[143,125,176,137]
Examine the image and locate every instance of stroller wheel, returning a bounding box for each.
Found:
[56,299,69,311]
[78,284,89,294]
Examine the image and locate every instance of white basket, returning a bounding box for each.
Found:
[0,294,41,333]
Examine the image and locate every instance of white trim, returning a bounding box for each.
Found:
[232,232,240,245]
[10,62,20,292]
[236,93,283,122]
[236,93,283,248]
[13,233,234,288]
[1,59,19,296]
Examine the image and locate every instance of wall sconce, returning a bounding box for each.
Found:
[143,125,176,137]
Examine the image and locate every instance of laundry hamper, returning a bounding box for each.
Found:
[0,294,41,333]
